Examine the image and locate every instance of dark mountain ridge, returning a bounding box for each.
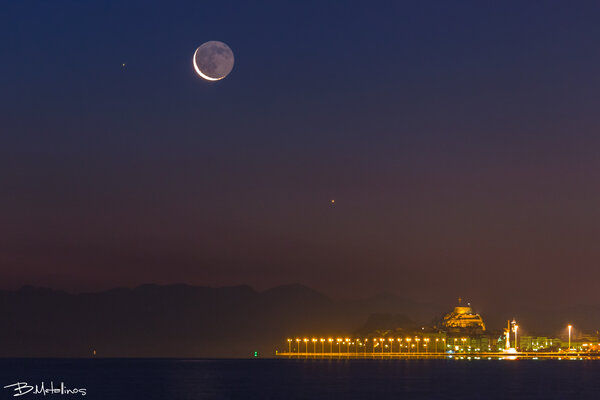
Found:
[1,284,598,357]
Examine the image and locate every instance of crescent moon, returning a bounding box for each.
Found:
[193,47,222,81]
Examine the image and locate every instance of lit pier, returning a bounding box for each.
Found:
[277,300,600,360]
[278,337,599,360]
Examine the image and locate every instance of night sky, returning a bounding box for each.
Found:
[3,1,600,310]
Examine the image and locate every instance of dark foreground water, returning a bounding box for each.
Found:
[1,358,599,399]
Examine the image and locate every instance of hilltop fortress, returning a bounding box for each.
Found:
[442,299,486,334]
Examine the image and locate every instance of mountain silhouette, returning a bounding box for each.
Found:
[1,284,598,357]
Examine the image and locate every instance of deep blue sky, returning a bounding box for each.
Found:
[2,1,600,309]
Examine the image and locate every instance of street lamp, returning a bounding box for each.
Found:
[568,325,572,351]
[389,338,394,355]
[328,338,333,354]
[435,338,439,353]
[424,338,430,353]
[312,338,317,354]
[303,338,309,354]
[287,338,291,353]
[406,338,411,355]
[397,338,402,354]
[296,338,300,356]
[320,338,325,355]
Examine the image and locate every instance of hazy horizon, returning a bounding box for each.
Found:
[4,1,600,315]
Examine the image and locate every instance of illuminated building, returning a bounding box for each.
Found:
[442,298,486,334]
[519,336,561,351]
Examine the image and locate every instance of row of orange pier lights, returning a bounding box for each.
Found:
[286,337,466,354]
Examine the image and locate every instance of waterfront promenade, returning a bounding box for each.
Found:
[276,351,599,360]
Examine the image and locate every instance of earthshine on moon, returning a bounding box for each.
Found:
[193,41,234,81]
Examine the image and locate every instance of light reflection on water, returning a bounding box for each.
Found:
[2,358,600,399]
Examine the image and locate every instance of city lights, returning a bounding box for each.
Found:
[279,303,595,359]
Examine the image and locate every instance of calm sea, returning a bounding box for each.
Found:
[1,358,599,399]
